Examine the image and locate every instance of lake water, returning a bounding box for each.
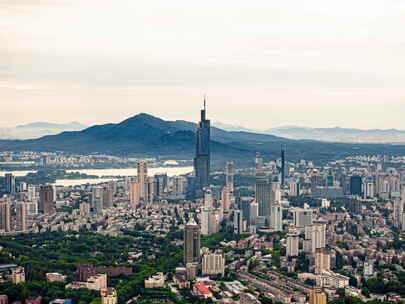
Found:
[0,166,193,187]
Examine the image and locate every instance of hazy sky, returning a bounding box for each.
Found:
[1,0,405,129]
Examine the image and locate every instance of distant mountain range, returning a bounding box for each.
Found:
[0,122,87,139]
[1,114,405,167]
[213,122,405,144]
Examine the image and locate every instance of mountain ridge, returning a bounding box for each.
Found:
[1,113,405,167]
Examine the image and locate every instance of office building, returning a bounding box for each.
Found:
[194,100,211,196]
[281,145,286,187]
[234,209,243,235]
[255,173,273,217]
[350,176,362,196]
[4,174,15,195]
[183,218,201,265]
[39,185,55,214]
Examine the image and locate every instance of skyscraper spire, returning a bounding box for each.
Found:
[194,96,211,198]
[203,94,206,111]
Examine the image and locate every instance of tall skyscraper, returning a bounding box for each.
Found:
[233,209,243,235]
[255,173,273,217]
[281,145,286,188]
[39,185,55,214]
[15,202,28,232]
[184,218,201,265]
[194,99,211,196]
[4,173,15,195]
[137,159,148,203]
[226,161,235,190]
[0,200,11,232]
[92,186,104,214]
[129,180,140,206]
[350,175,363,196]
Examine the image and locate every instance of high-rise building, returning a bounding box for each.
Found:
[249,201,258,226]
[346,199,362,215]
[293,208,313,229]
[102,184,114,209]
[4,173,15,195]
[309,288,327,304]
[204,188,214,208]
[15,202,28,232]
[0,295,8,304]
[308,223,326,253]
[0,201,11,232]
[281,145,286,188]
[194,99,211,196]
[129,180,140,206]
[184,218,201,265]
[363,176,375,199]
[233,209,243,235]
[350,176,363,196]
[241,197,253,226]
[393,198,403,229]
[270,205,283,232]
[226,161,235,190]
[286,229,299,257]
[39,185,55,214]
[92,186,103,215]
[137,160,148,203]
[200,209,219,236]
[154,173,168,198]
[202,251,225,277]
[315,248,330,274]
[255,173,273,217]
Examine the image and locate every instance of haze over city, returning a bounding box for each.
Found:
[1,0,405,129]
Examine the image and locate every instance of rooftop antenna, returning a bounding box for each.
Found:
[203,94,206,111]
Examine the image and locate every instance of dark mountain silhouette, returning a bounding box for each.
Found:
[1,113,404,167]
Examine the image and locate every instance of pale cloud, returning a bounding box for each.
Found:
[1,0,405,129]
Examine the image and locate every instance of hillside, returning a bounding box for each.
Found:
[1,113,405,167]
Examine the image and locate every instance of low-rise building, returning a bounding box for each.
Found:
[101,288,118,304]
[144,272,165,288]
[193,283,212,299]
[46,272,67,282]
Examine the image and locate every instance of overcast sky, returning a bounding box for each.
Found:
[1,0,405,129]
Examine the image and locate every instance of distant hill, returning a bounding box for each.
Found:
[0,121,87,139]
[1,114,405,167]
[265,126,405,144]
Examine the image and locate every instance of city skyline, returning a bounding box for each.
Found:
[1,0,405,129]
